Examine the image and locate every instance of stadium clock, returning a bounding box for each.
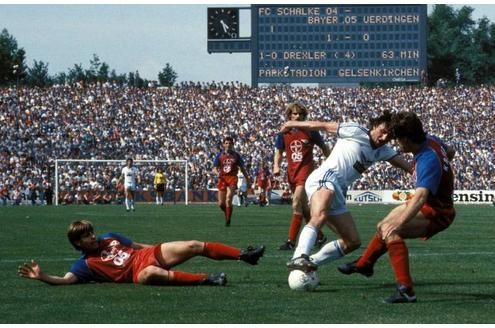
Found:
[208,8,239,39]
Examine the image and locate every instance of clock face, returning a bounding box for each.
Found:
[208,8,239,39]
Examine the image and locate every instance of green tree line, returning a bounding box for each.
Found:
[1,5,494,87]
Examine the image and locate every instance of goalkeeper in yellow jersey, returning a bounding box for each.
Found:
[154,167,167,205]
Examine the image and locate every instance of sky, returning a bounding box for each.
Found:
[1,2,495,84]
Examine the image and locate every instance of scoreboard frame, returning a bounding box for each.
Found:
[250,4,427,86]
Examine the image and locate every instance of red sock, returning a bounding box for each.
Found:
[288,213,303,242]
[219,204,226,213]
[169,271,208,285]
[357,233,387,268]
[226,206,233,220]
[387,239,413,290]
[203,242,241,260]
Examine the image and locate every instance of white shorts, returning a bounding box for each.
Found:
[125,184,136,192]
[305,167,348,216]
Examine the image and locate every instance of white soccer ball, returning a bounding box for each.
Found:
[288,270,319,291]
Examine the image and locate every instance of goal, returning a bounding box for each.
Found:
[54,159,189,206]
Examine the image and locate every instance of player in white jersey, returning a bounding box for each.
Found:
[236,170,248,207]
[284,111,413,273]
[120,158,141,212]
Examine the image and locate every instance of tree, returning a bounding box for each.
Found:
[98,62,110,82]
[86,53,101,82]
[53,72,68,85]
[157,63,178,86]
[428,4,495,86]
[0,28,27,86]
[467,17,495,84]
[109,69,127,85]
[26,60,52,87]
[67,63,86,83]
[134,70,144,87]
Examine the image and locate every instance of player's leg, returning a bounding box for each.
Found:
[380,208,433,302]
[124,187,131,211]
[217,177,227,218]
[280,184,305,250]
[338,204,406,276]
[158,241,265,267]
[382,206,454,303]
[224,186,236,226]
[136,265,210,285]
[242,190,248,207]
[302,189,327,249]
[311,212,360,266]
[290,186,334,262]
[129,188,135,211]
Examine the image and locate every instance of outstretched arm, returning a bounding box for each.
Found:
[18,260,78,285]
[388,155,414,174]
[381,187,429,239]
[281,121,339,134]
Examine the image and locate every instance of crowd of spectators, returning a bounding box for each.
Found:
[0,82,493,204]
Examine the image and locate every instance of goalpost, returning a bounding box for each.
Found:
[54,159,189,206]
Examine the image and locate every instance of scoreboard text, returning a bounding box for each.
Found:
[252,5,427,84]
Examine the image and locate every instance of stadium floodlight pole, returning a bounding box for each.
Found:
[54,159,188,206]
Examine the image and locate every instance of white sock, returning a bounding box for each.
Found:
[125,198,129,210]
[156,196,159,204]
[292,225,318,259]
[131,199,134,209]
[311,240,345,266]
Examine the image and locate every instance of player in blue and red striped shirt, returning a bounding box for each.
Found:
[338,111,456,303]
[273,103,330,250]
[18,220,265,286]
[213,136,250,226]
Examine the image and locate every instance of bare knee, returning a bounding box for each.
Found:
[184,240,205,253]
[341,238,361,253]
[291,196,302,213]
[309,211,327,228]
[138,266,169,285]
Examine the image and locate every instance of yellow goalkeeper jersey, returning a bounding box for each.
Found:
[154,172,166,185]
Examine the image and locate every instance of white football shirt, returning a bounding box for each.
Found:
[122,166,139,186]
[320,122,397,188]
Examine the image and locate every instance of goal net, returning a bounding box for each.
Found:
[54,159,189,206]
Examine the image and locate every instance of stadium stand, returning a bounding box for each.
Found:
[0,82,493,204]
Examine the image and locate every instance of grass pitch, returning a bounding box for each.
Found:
[1,203,494,323]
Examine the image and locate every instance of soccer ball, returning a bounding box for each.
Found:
[288,270,319,291]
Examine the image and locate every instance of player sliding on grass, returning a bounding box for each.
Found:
[18,220,265,286]
[285,110,413,273]
[337,112,456,303]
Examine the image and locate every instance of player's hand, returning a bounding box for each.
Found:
[281,121,299,133]
[18,259,42,280]
[280,122,292,133]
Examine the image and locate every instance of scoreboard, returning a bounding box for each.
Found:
[251,4,427,85]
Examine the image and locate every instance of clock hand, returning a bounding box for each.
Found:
[220,20,229,33]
